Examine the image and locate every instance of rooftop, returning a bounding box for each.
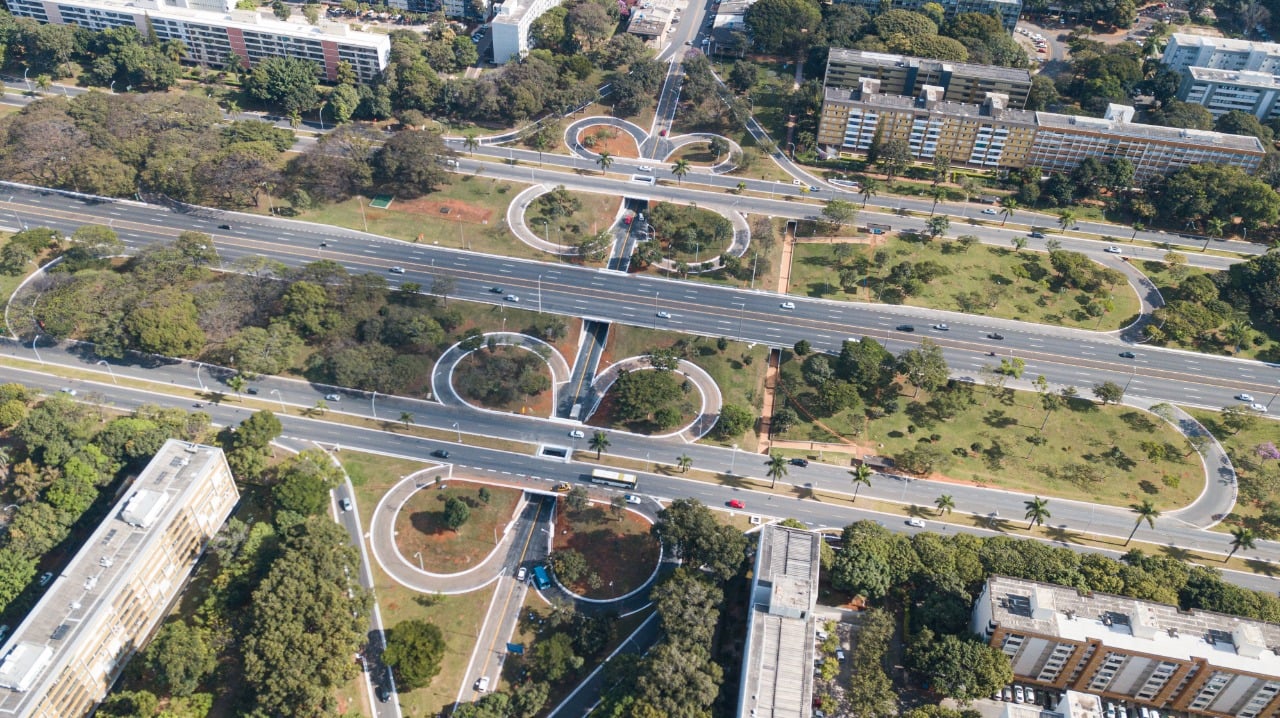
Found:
[0,441,232,715]
[739,525,821,718]
[827,47,1033,84]
[1169,32,1280,54]
[627,0,673,36]
[985,575,1280,676]
[1034,108,1265,151]
[823,85,1038,125]
[1188,65,1280,89]
[51,0,390,44]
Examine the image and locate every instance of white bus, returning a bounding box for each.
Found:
[590,468,638,490]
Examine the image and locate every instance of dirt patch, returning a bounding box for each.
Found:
[394,481,523,573]
[577,124,640,159]
[553,500,660,599]
[393,195,494,224]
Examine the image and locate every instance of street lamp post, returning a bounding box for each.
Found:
[269,389,285,412]
[653,291,659,329]
[413,551,423,571]
[23,68,29,92]
[733,302,746,342]
[371,390,377,420]
[195,363,206,392]
[730,443,738,474]
[96,360,117,385]
[1123,354,1138,393]
[30,333,42,364]
[537,274,542,314]
[1267,381,1280,410]
[452,422,462,443]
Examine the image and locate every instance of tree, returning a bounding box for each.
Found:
[245,56,321,115]
[124,289,207,357]
[1093,380,1125,405]
[897,339,949,396]
[849,464,872,502]
[566,485,590,512]
[595,151,613,175]
[766,452,788,488]
[999,197,1018,226]
[551,548,589,584]
[1011,236,1028,252]
[383,620,446,690]
[531,632,582,682]
[908,630,1013,701]
[860,178,880,207]
[677,453,693,473]
[924,215,950,240]
[444,496,471,531]
[1227,527,1256,561]
[1057,209,1076,232]
[877,139,912,182]
[651,498,747,581]
[589,430,610,459]
[1024,496,1051,529]
[822,199,858,226]
[400,411,415,428]
[372,130,455,198]
[145,621,216,697]
[743,0,821,52]
[610,494,627,520]
[671,158,691,185]
[1126,499,1160,546]
[934,494,955,516]
[715,403,754,439]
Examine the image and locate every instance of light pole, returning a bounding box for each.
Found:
[730,443,738,474]
[269,389,285,412]
[195,363,206,392]
[733,302,746,342]
[537,274,542,314]
[30,333,42,364]
[358,196,368,232]
[413,551,424,571]
[653,291,659,329]
[96,360,117,385]
[452,422,462,443]
[109,80,116,94]
[23,68,29,92]
[1267,381,1280,410]
[1123,354,1138,393]
[371,390,377,420]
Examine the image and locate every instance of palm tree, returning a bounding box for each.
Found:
[766,452,788,488]
[847,464,872,502]
[1130,221,1144,241]
[313,398,327,416]
[1223,318,1252,353]
[227,374,246,400]
[677,453,692,473]
[531,133,550,164]
[589,430,610,459]
[848,464,872,502]
[1226,526,1256,562]
[400,411,415,428]
[1125,499,1161,546]
[1057,210,1076,233]
[596,151,613,175]
[928,185,947,215]
[1024,496,1051,529]
[860,178,880,208]
[999,197,1017,226]
[934,494,955,516]
[463,134,480,155]
[1206,217,1226,240]
[671,158,691,185]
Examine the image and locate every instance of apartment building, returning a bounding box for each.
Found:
[0,441,239,718]
[972,576,1280,718]
[737,524,822,718]
[385,0,488,20]
[817,82,1265,181]
[3,0,391,82]
[825,48,1034,108]
[490,0,562,62]
[1176,66,1280,120]
[1162,33,1280,75]
[837,0,1022,31]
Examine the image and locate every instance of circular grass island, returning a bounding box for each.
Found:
[394,481,524,573]
[453,344,554,416]
[550,499,661,600]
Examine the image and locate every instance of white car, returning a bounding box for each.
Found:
[982,208,999,215]
[1236,393,1255,402]
[1026,688,1037,705]
[624,494,643,504]
[504,294,520,302]
[780,301,796,310]
[656,311,671,319]
[907,518,927,528]
[475,676,490,692]
[1249,403,1268,413]
[932,323,949,331]
[569,430,585,438]
[516,566,527,582]
[637,165,654,173]
[389,266,406,274]
[340,498,352,512]
[1105,245,1123,254]
[1014,686,1025,703]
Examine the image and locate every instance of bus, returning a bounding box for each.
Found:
[590,468,638,490]
[532,565,552,590]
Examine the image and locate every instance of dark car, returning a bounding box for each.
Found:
[432,449,450,459]
[1119,351,1136,358]
[376,685,390,703]
[217,224,231,230]
[1029,231,1045,238]
[789,458,809,467]
[245,387,258,395]
[896,324,915,332]
[490,286,504,293]
[988,332,1005,340]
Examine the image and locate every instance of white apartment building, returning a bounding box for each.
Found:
[489,0,561,63]
[3,0,391,82]
[1163,33,1280,75]
[0,441,239,718]
[1179,66,1280,119]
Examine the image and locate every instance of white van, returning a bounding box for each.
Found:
[631,175,656,185]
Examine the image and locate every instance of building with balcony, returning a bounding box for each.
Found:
[836,0,1022,31]
[0,441,239,718]
[1176,66,1280,120]
[1162,33,1280,75]
[817,81,1265,182]
[2,0,391,82]
[489,0,562,62]
[971,576,1280,718]
[825,48,1034,108]
[736,524,822,718]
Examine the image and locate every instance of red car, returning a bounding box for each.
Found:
[728,499,745,509]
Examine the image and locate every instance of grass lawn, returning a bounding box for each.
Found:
[285,175,544,260]
[669,142,719,165]
[552,499,661,599]
[677,214,784,293]
[787,236,1141,331]
[776,353,1205,510]
[453,345,554,417]
[599,325,770,450]
[394,481,524,573]
[341,451,429,489]
[0,233,26,304]
[1189,408,1280,539]
[527,189,620,254]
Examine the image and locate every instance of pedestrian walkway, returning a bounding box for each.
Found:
[757,348,781,454]
[778,221,797,293]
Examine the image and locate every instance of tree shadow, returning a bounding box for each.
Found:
[1044,524,1081,546]
[968,511,1007,533]
[1244,557,1278,577]
[1159,544,1194,562]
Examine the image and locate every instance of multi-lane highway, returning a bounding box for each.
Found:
[3,182,1276,418]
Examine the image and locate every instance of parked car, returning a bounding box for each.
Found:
[728,499,745,509]
[1014,686,1025,703]
[835,649,846,662]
